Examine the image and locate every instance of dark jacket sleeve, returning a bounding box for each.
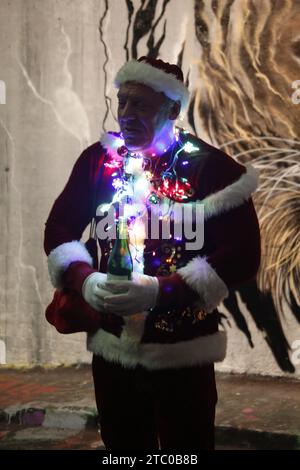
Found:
[44,149,94,255]
[156,148,261,312]
[205,198,261,289]
[44,145,101,292]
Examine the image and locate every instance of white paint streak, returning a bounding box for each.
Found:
[0,118,43,351]
[16,20,91,150]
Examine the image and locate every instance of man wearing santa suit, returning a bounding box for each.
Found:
[44,57,260,450]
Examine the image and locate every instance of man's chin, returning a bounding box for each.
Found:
[124,138,146,152]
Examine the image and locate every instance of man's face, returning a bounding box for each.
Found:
[117,82,170,151]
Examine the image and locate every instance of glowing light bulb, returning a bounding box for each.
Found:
[112,178,123,189]
[145,171,153,180]
[183,142,199,153]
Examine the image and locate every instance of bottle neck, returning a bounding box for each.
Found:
[107,216,133,281]
[116,217,128,241]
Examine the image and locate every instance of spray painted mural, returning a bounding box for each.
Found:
[0,0,299,375]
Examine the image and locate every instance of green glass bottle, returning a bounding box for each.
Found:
[107,217,133,281]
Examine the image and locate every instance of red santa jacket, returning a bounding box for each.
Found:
[44,130,260,370]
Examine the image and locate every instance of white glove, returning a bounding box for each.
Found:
[104,272,159,316]
[82,272,127,312]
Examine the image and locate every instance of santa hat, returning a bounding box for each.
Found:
[114,56,190,112]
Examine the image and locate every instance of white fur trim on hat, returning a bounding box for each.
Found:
[47,241,93,290]
[177,256,229,313]
[114,59,190,111]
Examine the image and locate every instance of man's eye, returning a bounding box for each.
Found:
[135,101,147,109]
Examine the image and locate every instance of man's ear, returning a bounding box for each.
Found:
[168,101,181,120]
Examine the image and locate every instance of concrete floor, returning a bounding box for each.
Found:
[0,365,299,450]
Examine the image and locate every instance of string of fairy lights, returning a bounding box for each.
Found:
[103,128,199,217]
[98,127,201,272]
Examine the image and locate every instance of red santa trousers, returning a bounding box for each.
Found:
[92,354,218,450]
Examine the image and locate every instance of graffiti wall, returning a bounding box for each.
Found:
[0,0,299,376]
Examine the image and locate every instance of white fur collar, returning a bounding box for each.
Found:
[100,132,259,220]
[100,131,124,162]
[202,163,258,219]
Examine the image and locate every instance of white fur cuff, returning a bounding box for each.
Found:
[47,241,93,289]
[177,256,229,313]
